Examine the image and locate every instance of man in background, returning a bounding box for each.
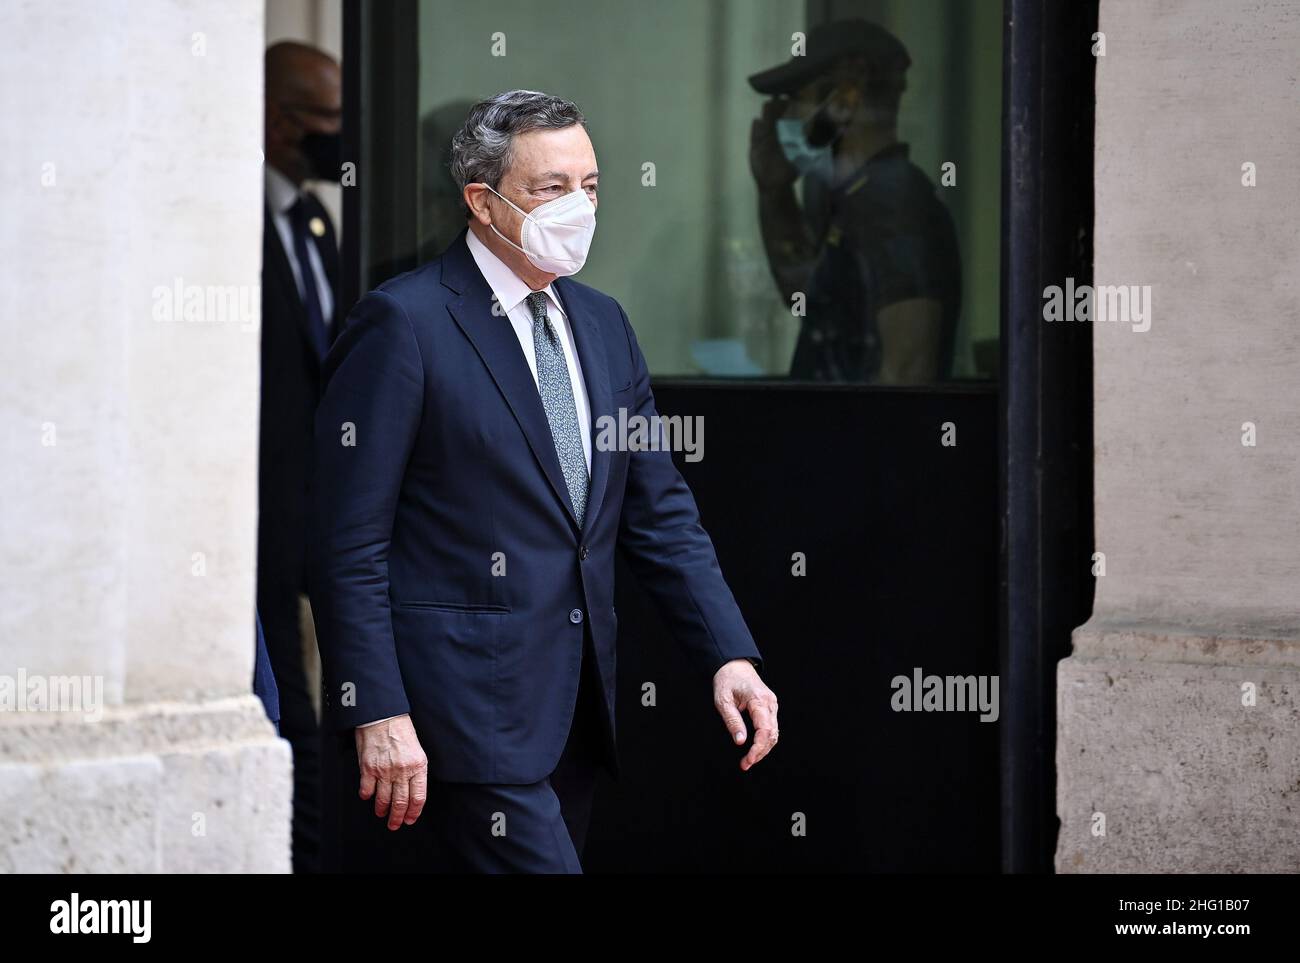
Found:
[259,40,343,873]
[748,19,961,384]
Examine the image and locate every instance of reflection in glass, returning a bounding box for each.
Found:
[748,19,962,384]
[416,0,1000,383]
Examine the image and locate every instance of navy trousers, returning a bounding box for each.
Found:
[323,626,614,873]
[424,629,614,872]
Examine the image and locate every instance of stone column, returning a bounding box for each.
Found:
[1056,0,1300,872]
[0,0,291,872]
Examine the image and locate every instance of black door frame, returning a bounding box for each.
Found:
[1000,0,1097,873]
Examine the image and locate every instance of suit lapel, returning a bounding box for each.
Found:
[304,192,343,337]
[263,204,323,362]
[442,230,582,531]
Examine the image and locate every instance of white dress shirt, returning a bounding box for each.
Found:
[465,226,593,473]
[357,228,594,730]
[265,164,335,327]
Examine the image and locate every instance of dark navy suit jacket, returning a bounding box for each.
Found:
[307,228,762,784]
[253,610,280,735]
[259,194,340,630]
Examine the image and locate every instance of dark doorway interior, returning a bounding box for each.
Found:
[592,382,1000,872]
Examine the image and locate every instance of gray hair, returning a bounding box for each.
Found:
[448,89,587,218]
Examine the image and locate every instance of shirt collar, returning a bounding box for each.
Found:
[465,226,565,319]
[831,141,911,194]
[265,164,301,216]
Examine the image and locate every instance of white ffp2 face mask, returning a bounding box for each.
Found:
[481,183,597,276]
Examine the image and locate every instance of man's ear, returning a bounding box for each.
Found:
[265,101,289,144]
[464,183,493,225]
[829,79,862,117]
[831,57,870,110]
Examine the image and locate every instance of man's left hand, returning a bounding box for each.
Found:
[713,659,779,771]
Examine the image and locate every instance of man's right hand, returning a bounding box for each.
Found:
[354,713,428,830]
[749,97,799,192]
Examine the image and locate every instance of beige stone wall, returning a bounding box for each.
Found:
[1057,0,1300,872]
[0,0,291,872]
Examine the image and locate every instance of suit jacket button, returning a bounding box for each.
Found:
[578,545,589,560]
[569,608,583,624]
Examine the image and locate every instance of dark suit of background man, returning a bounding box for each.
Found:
[308,90,781,873]
[260,41,343,874]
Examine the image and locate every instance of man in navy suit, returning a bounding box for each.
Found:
[260,41,344,873]
[308,89,780,872]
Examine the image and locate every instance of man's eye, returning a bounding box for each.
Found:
[584,184,598,195]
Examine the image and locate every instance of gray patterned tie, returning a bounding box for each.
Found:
[525,291,589,526]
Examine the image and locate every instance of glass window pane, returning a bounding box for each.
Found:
[417,0,1000,384]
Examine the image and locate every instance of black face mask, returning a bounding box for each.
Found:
[299,131,342,182]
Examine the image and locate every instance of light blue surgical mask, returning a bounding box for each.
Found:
[775,118,834,181]
[774,84,845,183]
